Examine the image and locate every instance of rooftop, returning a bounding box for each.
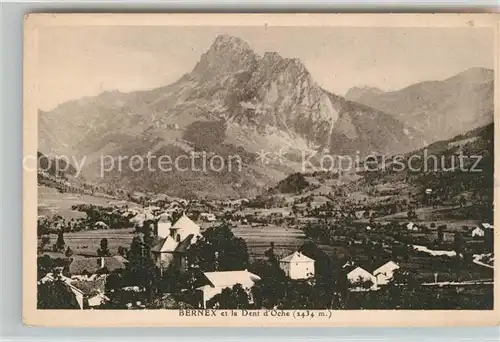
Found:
[150,234,195,253]
[171,213,200,232]
[280,251,315,263]
[68,256,127,275]
[203,270,261,288]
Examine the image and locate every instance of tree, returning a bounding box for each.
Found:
[207,283,251,309]
[437,225,446,244]
[54,230,66,252]
[458,195,466,208]
[453,232,465,258]
[263,242,278,267]
[407,208,417,219]
[38,278,80,309]
[40,235,51,251]
[37,255,68,280]
[65,246,74,258]
[250,260,288,309]
[279,279,325,309]
[117,246,128,257]
[187,223,249,272]
[126,235,158,301]
[383,268,422,309]
[97,238,110,257]
[349,276,374,291]
[37,217,51,237]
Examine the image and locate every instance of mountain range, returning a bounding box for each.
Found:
[38,35,494,198]
[345,67,493,143]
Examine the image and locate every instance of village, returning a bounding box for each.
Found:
[37,173,495,310]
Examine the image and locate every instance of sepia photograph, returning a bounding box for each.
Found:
[23,13,498,327]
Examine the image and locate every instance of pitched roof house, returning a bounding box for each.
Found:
[200,213,216,222]
[39,273,109,309]
[345,265,378,291]
[151,213,201,272]
[481,223,493,229]
[373,261,400,285]
[279,251,315,280]
[472,226,485,237]
[196,270,261,308]
[406,222,418,231]
[68,256,127,277]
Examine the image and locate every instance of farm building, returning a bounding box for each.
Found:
[442,231,455,242]
[472,227,485,237]
[71,277,109,308]
[151,213,201,272]
[39,272,109,309]
[481,223,494,229]
[94,221,109,230]
[406,222,419,231]
[345,265,378,292]
[279,251,315,280]
[68,256,127,278]
[373,261,400,285]
[195,270,261,308]
[200,213,216,222]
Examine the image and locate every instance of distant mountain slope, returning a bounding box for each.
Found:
[345,67,494,143]
[359,122,494,205]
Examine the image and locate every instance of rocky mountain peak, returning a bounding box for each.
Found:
[191,35,259,77]
[211,34,252,52]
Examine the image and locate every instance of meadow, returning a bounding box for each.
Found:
[231,224,307,260]
[363,205,483,232]
[40,228,136,257]
[38,185,140,219]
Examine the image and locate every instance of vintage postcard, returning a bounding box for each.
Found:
[23,13,499,327]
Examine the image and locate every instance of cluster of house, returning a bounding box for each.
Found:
[39,211,409,309]
[396,221,494,243]
[38,255,129,309]
[194,251,316,308]
[191,254,401,307]
[149,213,317,308]
[343,260,400,291]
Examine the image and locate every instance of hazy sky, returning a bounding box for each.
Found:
[38,26,494,111]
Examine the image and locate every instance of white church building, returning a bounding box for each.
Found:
[151,213,201,272]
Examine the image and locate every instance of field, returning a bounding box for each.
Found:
[38,223,307,260]
[40,228,136,257]
[238,207,292,217]
[38,186,140,219]
[366,205,483,232]
[231,224,307,260]
[400,256,494,283]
